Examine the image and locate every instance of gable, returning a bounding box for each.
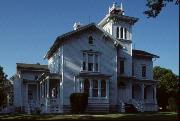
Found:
[44,23,122,59]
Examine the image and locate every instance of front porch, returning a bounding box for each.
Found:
[38,73,62,114]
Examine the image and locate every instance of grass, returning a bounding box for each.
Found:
[0,112,178,120]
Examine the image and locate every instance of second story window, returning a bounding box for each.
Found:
[142,65,146,78]
[132,63,134,76]
[120,60,124,74]
[82,52,99,72]
[88,54,93,71]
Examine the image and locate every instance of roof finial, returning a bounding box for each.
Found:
[120,0,124,15]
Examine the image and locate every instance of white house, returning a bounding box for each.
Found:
[13,2,159,113]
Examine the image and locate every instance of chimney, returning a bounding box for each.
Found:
[73,22,83,30]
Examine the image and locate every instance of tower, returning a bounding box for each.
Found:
[98,2,138,55]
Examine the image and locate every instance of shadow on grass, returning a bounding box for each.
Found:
[0,112,177,120]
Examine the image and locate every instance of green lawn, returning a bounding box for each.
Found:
[0,112,177,120]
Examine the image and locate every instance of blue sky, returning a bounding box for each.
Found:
[0,0,179,78]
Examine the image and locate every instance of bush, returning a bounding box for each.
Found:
[168,97,177,112]
[70,93,88,114]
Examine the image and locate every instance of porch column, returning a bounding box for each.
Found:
[40,83,41,98]
[37,84,39,102]
[26,84,28,105]
[154,85,157,104]
[93,54,95,72]
[86,53,88,71]
[89,79,92,98]
[42,81,44,98]
[98,80,101,97]
[106,80,109,98]
[47,79,49,98]
[141,83,144,100]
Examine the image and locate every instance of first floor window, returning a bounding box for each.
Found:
[92,80,98,97]
[101,80,106,97]
[84,79,90,96]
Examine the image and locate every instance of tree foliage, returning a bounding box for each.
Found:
[153,66,178,111]
[144,0,179,18]
[0,65,8,107]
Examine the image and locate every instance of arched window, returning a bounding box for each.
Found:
[101,80,106,97]
[84,79,90,96]
[116,27,119,38]
[88,36,93,45]
[93,80,98,97]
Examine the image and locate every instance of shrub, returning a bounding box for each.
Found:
[70,93,88,114]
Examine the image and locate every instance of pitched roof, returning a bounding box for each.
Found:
[98,13,138,27]
[44,23,122,59]
[132,49,159,58]
[16,63,49,71]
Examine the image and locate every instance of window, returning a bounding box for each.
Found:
[101,80,106,97]
[88,36,93,45]
[92,80,98,97]
[132,63,134,76]
[83,53,86,70]
[142,65,146,77]
[88,54,93,71]
[120,27,123,39]
[116,27,119,38]
[120,60,124,74]
[84,79,90,96]
[95,55,98,71]
[82,53,99,72]
[124,28,127,39]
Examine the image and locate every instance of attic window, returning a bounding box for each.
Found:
[88,36,94,45]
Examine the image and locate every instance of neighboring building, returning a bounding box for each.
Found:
[13,2,159,113]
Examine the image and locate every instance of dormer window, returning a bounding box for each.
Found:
[88,36,93,45]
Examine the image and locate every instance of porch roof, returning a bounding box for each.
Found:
[37,72,62,81]
[75,72,112,78]
[118,75,157,82]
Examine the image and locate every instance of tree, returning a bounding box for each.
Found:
[153,66,178,111]
[144,0,179,18]
[0,66,8,107]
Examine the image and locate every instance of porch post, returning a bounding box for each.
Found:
[37,84,39,102]
[106,80,109,98]
[98,80,101,97]
[26,84,28,105]
[93,54,95,72]
[89,79,92,98]
[86,53,88,71]
[141,83,144,100]
[154,85,157,104]
[40,83,41,98]
[47,79,49,98]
